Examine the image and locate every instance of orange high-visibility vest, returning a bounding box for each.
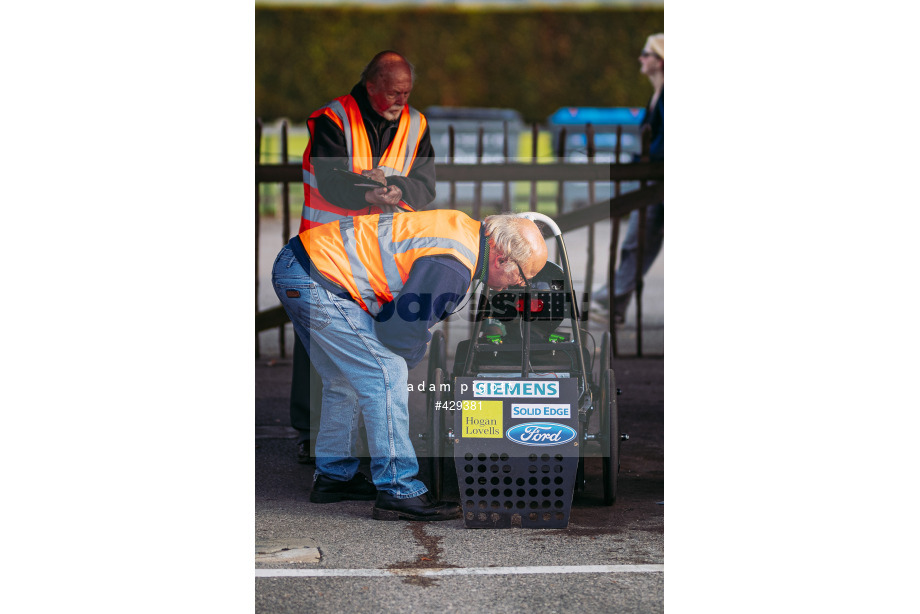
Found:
[300,210,482,315]
[300,95,428,231]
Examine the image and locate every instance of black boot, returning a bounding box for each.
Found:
[372,491,461,521]
[296,440,314,465]
[309,473,377,503]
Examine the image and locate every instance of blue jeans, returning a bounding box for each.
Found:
[613,202,664,311]
[272,245,427,499]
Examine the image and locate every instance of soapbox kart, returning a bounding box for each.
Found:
[422,212,627,526]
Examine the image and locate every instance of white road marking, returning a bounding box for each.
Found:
[255,564,663,578]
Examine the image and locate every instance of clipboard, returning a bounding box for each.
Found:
[333,168,386,188]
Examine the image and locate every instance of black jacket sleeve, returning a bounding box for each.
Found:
[310,115,377,210]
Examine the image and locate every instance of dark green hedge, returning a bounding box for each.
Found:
[256,7,664,124]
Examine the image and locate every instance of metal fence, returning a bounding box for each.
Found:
[255,117,663,359]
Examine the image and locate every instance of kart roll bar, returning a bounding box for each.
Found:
[460,213,590,403]
[520,213,589,402]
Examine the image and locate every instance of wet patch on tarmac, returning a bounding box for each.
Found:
[385,523,461,586]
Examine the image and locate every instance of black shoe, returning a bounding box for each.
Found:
[372,491,462,521]
[309,473,377,503]
[296,441,314,464]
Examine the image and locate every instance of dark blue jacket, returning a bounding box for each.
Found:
[643,88,664,161]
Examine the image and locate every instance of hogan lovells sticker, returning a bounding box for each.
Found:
[462,400,503,438]
[472,380,559,398]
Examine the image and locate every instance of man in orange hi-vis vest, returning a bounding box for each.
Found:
[300,50,436,230]
[290,51,437,466]
[272,210,548,521]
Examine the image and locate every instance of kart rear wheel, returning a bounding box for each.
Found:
[426,330,446,412]
[601,368,620,505]
[599,330,611,380]
[427,367,446,501]
[575,415,587,493]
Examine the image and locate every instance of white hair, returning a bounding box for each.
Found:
[483,213,535,272]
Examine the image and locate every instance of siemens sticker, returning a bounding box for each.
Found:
[472,380,559,398]
[511,404,571,419]
[506,423,578,446]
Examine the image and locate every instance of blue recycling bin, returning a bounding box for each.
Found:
[547,107,647,211]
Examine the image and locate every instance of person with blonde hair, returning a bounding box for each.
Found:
[595,33,665,324]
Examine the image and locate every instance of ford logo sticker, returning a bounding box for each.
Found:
[505,422,577,447]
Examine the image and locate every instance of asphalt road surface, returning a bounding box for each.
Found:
[255,213,664,612]
[255,352,663,613]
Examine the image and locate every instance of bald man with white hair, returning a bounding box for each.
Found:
[274,210,548,520]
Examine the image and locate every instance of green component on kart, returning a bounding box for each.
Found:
[548,333,566,343]
[481,318,506,344]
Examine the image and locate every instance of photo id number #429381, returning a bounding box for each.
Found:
[436,400,483,411]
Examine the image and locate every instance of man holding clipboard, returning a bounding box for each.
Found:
[290,50,437,468]
[299,50,437,229]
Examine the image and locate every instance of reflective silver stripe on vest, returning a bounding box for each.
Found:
[375,214,404,298]
[342,215,475,315]
[381,218,477,289]
[302,206,347,226]
[324,100,353,160]
[321,101,419,176]
[303,168,318,189]
[391,235,477,267]
[403,108,422,173]
[338,218,380,315]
